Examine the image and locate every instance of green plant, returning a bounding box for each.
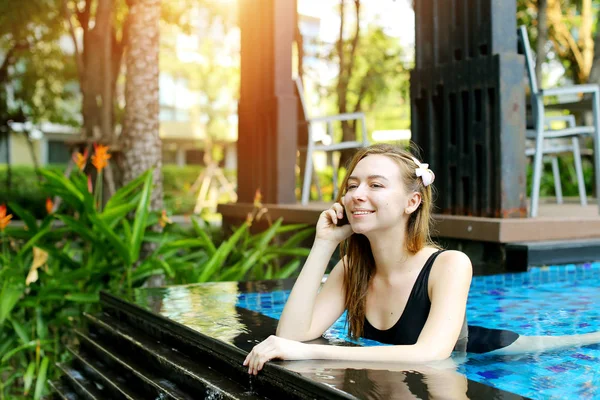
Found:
[0,164,238,217]
[0,165,66,221]
[0,163,313,398]
[0,166,166,398]
[526,155,594,199]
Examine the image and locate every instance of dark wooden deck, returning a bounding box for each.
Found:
[218,200,600,244]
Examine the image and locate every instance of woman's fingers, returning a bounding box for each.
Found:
[332,202,344,218]
[325,209,337,225]
[252,348,277,375]
[326,203,346,224]
[245,344,277,375]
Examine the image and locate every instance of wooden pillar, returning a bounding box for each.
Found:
[237,0,298,204]
[411,0,526,218]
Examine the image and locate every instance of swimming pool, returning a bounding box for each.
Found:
[237,262,600,399]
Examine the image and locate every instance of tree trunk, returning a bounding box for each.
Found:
[338,0,361,167]
[78,0,115,140]
[121,0,163,212]
[64,0,127,142]
[535,0,547,88]
[589,15,600,84]
[579,0,594,81]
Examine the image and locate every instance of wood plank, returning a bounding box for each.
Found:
[218,201,600,244]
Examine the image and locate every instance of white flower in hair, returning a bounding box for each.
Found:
[411,157,435,186]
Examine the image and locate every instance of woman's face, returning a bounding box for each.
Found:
[342,154,414,235]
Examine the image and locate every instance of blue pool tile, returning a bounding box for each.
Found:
[572,353,595,361]
[236,261,600,400]
[476,369,514,379]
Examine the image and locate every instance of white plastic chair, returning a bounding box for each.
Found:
[518,25,600,217]
[296,78,369,205]
[525,115,587,206]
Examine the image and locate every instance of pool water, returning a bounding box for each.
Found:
[237,262,600,399]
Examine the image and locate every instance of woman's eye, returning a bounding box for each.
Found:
[347,184,357,190]
[371,183,383,188]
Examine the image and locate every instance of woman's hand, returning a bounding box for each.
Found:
[243,335,312,375]
[315,203,354,245]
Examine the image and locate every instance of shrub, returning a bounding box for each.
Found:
[0,165,65,220]
[0,160,311,398]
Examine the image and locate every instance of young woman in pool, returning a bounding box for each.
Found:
[243,143,600,375]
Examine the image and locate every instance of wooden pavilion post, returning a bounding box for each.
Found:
[237,0,298,204]
[411,0,527,218]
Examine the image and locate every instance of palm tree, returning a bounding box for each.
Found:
[121,0,163,211]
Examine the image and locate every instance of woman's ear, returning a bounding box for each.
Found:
[404,192,422,215]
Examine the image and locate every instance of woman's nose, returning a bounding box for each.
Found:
[351,184,367,200]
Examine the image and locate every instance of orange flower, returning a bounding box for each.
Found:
[159,210,172,228]
[246,212,254,227]
[253,188,262,208]
[46,198,53,214]
[72,149,89,171]
[0,204,12,232]
[91,143,111,172]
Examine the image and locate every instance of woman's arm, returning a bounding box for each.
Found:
[245,250,472,374]
[276,203,353,341]
[311,250,473,362]
[276,241,346,341]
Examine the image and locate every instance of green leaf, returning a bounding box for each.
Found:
[276,259,302,279]
[131,260,162,283]
[159,239,207,253]
[0,284,22,326]
[33,356,49,400]
[0,336,15,360]
[156,259,174,278]
[16,225,51,259]
[264,248,311,257]
[0,340,39,363]
[272,223,309,234]
[105,171,148,211]
[39,169,84,204]
[65,293,99,303]
[130,170,153,263]
[55,214,96,243]
[122,219,132,244]
[10,318,30,344]
[264,264,273,280]
[247,222,308,246]
[7,202,38,233]
[192,217,217,256]
[23,361,35,395]
[100,202,137,228]
[36,307,47,340]
[197,222,249,282]
[173,250,208,264]
[88,214,131,264]
[281,227,315,249]
[41,245,80,269]
[70,171,95,210]
[217,259,245,281]
[237,219,283,277]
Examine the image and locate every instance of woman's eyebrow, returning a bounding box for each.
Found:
[347,175,390,182]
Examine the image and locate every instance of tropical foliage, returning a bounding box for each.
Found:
[0,146,312,398]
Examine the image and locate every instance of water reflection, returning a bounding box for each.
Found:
[276,359,474,400]
[134,281,523,399]
[135,283,247,344]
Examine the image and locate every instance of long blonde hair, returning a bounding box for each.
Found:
[335,143,437,339]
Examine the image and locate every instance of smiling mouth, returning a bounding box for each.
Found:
[352,211,375,215]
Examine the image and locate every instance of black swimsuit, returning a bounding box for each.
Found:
[362,250,519,353]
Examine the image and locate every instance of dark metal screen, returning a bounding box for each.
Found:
[411,0,527,218]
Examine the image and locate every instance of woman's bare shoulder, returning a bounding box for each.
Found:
[430,250,473,279]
